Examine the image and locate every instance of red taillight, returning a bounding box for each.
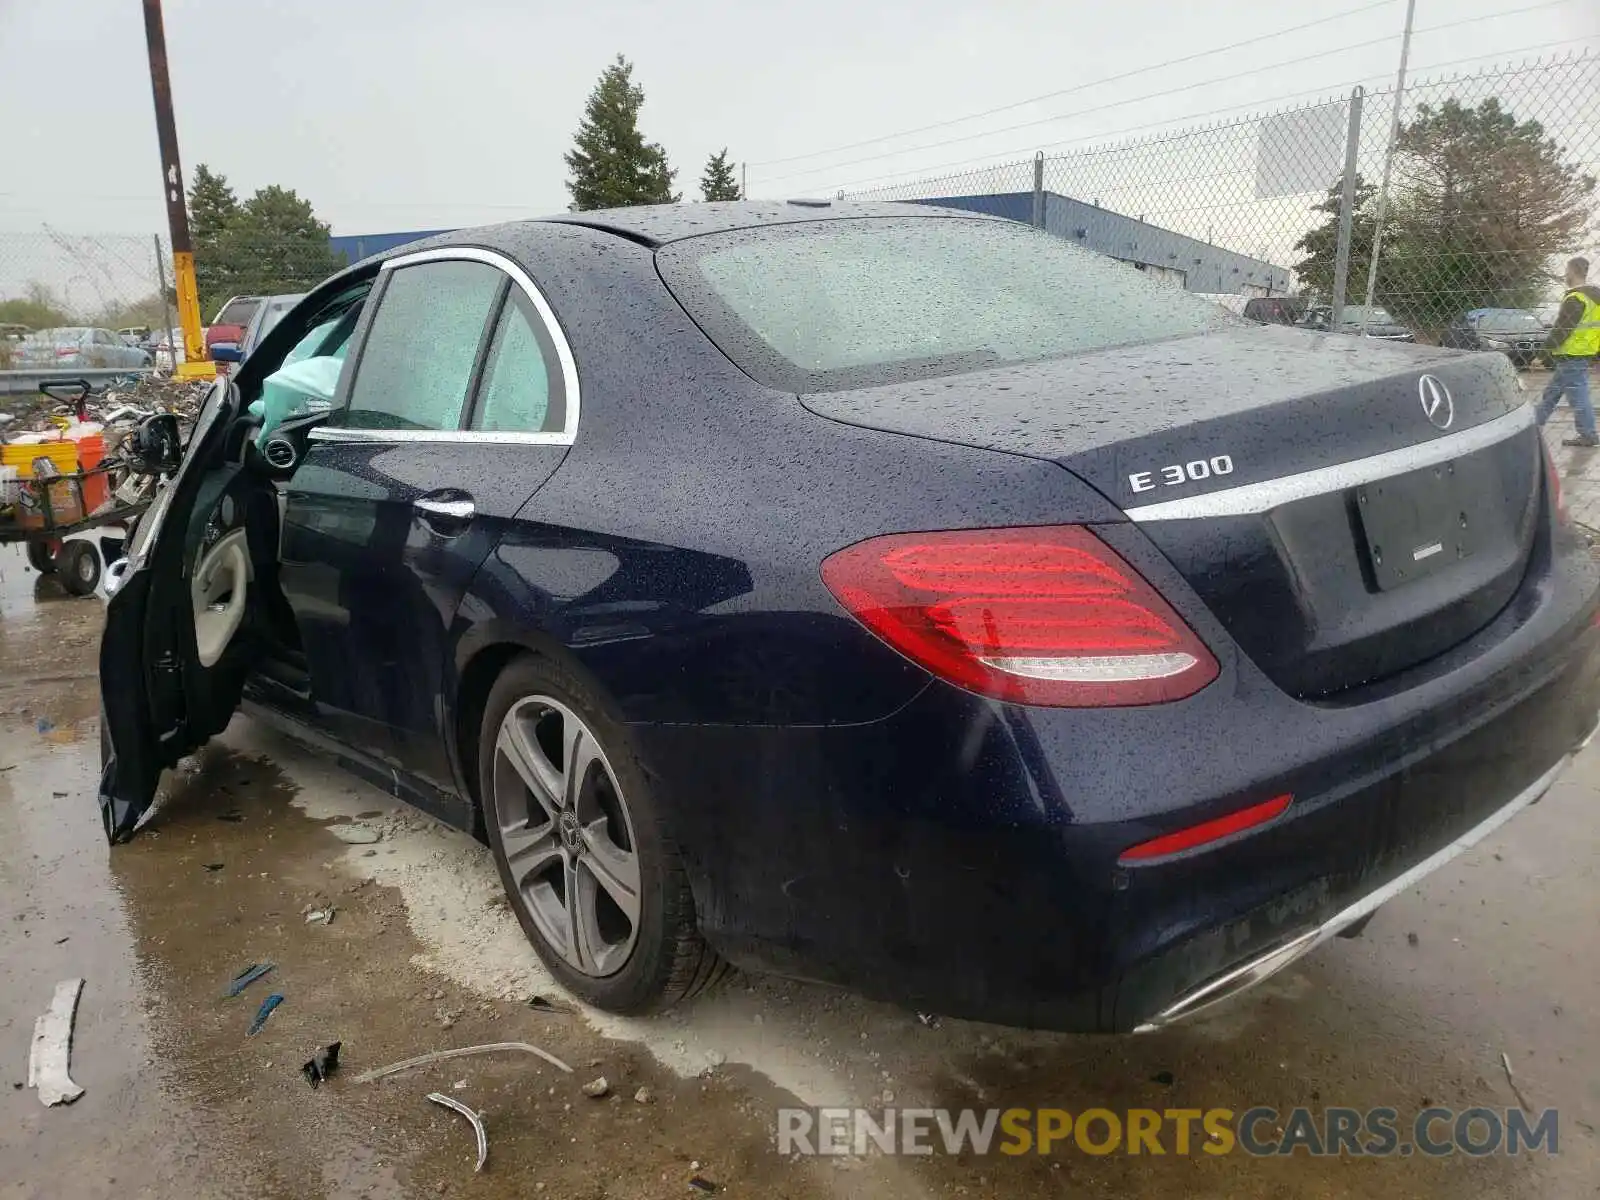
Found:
[1119,793,1293,864]
[1543,443,1569,524]
[820,525,1219,706]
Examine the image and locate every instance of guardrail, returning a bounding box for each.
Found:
[0,367,153,397]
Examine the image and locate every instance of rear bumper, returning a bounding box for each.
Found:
[1132,722,1589,1031]
[634,514,1600,1031]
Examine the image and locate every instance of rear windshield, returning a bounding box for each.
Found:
[215,298,260,326]
[657,217,1235,392]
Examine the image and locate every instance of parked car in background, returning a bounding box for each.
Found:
[117,326,153,347]
[204,295,263,360]
[1242,295,1307,326]
[100,204,1600,1035]
[1301,304,1415,342]
[1,323,31,341]
[214,293,305,366]
[1440,308,1547,368]
[13,327,153,369]
[147,328,185,370]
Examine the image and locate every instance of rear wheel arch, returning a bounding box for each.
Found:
[451,631,619,839]
[469,645,731,1011]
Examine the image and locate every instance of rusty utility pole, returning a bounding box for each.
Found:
[140,0,212,380]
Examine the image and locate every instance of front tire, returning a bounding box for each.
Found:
[478,654,727,1014]
[27,540,56,574]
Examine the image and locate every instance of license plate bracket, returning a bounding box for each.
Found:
[1356,463,1471,591]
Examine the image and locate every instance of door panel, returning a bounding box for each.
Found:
[281,440,566,789]
[280,250,576,795]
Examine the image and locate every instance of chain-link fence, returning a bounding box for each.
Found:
[846,51,1600,338]
[0,228,359,370]
[0,231,179,369]
[0,232,174,326]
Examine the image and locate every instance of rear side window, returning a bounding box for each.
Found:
[657,217,1235,392]
[344,260,503,430]
[472,291,565,433]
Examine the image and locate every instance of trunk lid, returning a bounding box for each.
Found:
[801,325,1540,698]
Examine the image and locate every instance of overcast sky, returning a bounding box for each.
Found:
[1,0,1596,238]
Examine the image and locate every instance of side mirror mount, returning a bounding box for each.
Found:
[127,413,184,475]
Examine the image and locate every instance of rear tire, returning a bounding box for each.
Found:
[26,540,56,574]
[58,541,100,596]
[478,654,728,1014]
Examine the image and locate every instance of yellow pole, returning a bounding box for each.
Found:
[141,0,214,381]
[171,250,208,376]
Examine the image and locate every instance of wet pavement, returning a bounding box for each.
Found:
[2,458,1599,1200]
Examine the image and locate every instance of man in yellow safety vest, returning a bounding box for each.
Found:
[1535,257,1600,447]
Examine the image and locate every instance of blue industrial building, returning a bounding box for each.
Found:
[327,194,1288,297]
[908,192,1289,296]
[328,229,452,265]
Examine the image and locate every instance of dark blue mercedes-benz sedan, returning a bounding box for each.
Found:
[98,201,1600,1032]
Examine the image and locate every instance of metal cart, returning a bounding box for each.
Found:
[0,382,154,596]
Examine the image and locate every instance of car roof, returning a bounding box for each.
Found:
[310,200,1009,312]
[546,199,995,247]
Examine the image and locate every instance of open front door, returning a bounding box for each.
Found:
[98,379,262,840]
[98,267,379,843]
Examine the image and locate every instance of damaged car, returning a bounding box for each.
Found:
[98,202,1600,1032]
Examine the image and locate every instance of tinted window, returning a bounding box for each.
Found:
[344,260,503,431]
[657,217,1235,392]
[217,298,259,326]
[472,291,564,433]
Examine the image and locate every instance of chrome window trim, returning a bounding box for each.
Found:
[318,244,579,446]
[309,426,573,446]
[1124,403,1534,523]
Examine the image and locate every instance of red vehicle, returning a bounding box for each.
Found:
[203,295,262,359]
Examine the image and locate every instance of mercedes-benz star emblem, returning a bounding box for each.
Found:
[1418,375,1454,430]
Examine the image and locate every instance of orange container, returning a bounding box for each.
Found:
[75,435,109,513]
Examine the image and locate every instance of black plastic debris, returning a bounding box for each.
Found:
[302,1042,341,1088]
[526,995,568,1014]
[225,962,275,998]
[216,811,243,822]
[688,1177,719,1193]
[203,863,225,871]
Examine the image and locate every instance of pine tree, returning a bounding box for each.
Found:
[700,149,742,201]
[188,164,240,317]
[564,55,679,210]
[1291,175,1376,304]
[187,164,238,243]
[186,169,343,315]
[224,186,345,297]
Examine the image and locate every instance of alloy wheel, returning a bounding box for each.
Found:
[491,695,642,977]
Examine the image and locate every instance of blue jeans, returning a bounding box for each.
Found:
[1536,357,1597,438]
